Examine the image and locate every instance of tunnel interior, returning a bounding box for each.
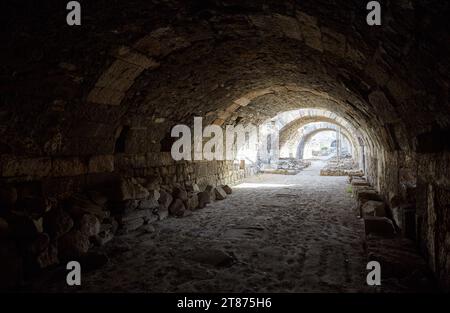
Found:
[1,0,450,292]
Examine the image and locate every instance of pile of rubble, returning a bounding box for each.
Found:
[277,159,311,170]
[261,159,311,175]
[320,155,361,176]
[0,177,233,289]
[349,175,435,291]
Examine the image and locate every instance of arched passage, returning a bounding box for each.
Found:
[296,126,354,159]
[2,0,449,292]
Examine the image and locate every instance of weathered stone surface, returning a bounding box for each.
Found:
[118,218,145,234]
[119,209,152,223]
[109,200,139,218]
[87,190,109,206]
[79,214,101,237]
[138,198,159,210]
[296,11,322,51]
[197,191,211,209]
[215,186,227,200]
[66,194,108,220]
[158,190,173,209]
[16,195,51,218]
[87,59,150,106]
[88,155,114,173]
[2,157,52,177]
[273,14,302,41]
[185,193,199,211]
[351,179,370,187]
[205,185,216,201]
[357,189,382,200]
[185,182,200,193]
[93,229,114,246]
[117,178,149,201]
[147,189,160,201]
[392,204,416,240]
[156,204,169,221]
[172,186,188,201]
[364,217,396,238]
[58,229,90,259]
[222,185,232,194]
[144,176,161,191]
[36,243,59,269]
[366,235,435,292]
[43,208,74,239]
[52,157,87,177]
[362,200,387,217]
[27,232,50,255]
[134,27,190,57]
[169,198,185,217]
[112,46,159,68]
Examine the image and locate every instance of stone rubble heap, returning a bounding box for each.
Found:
[261,158,311,175]
[0,177,233,290]
[276,159,311,171]
[320,155,362,176]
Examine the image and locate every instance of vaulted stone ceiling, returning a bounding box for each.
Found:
[3,0,449,159]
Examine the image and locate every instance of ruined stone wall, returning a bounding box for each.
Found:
[0,153,254,200]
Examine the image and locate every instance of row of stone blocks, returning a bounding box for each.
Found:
[349,175,435,291]
[349,175,396,237]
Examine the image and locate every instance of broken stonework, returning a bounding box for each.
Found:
[222,185,232,194]
[215,186,227,200]
[197,191,211,209]
[116,177,149,201]
[169,199,185,217]
[58,229,90,259]
[362,200,387,217]
[43,208,74,239]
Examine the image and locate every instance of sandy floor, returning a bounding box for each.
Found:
[33,160,371,293]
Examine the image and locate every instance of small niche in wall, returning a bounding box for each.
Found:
[114,125,130,153]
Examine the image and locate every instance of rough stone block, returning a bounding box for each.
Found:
[215,186,227,200]
[2,157,52,177]
[79,214,101,237]
[169,198,185,217]
[364,217,396,237]
[43,208,74,239]
[117,177,149,201]
[362,200,387,217]
[88,155,114,173]
[197,191,211,209]
[172,186,188,201]
[52,157,87,177]
[185,193,199,211]
[58,229,90,259]
[296,11,323,51]
[222,185,232,194]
